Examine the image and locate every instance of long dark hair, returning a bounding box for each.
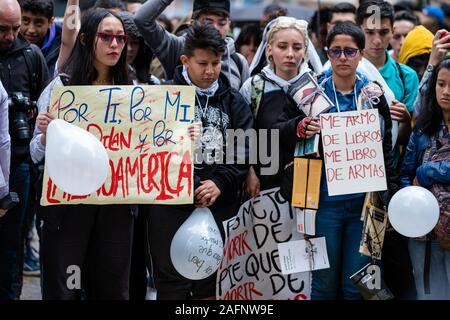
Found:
[60,8,130,85]
[117,10,154,84]
[415,57,450,136]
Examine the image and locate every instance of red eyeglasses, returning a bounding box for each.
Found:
[96,32,128,44]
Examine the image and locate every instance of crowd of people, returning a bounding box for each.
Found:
[0,0,449,300]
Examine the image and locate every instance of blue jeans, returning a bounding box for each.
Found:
[409,239,450,300]
[311,197,370,300]
[0,162,30,300]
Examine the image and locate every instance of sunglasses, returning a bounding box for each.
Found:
[97,32,128,44]
[271,17,308,32]
[327,47,360,59]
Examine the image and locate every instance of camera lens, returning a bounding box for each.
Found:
[11,112,32,140]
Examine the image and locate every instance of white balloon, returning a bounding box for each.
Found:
[45,119,109,196]
[170,208,223,280]
[388,186,440,237]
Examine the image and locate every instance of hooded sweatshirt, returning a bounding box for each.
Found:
[134,0,249,89]
[171,65,253,203]
[398,25,433,65]
[240,66,311,189]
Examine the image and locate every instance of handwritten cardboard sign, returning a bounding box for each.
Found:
[217,188,310,300]
[41,85,195,205]
[320,109,387,196]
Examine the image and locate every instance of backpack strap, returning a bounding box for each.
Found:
[395,62,406,102]
[250,74,265,119]
[58,73,70,86]
[22,47,39,101]
[231,52,244,78]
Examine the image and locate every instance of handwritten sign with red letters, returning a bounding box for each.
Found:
[320,109,387,196]
[217,188,310,300]
[41,85,195,205]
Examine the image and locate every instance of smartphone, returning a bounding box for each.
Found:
[440,31,450,43]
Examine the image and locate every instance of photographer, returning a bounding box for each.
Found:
[0,0,49,300]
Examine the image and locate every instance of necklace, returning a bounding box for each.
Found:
[93,78,113,85]
[195,92,210,120]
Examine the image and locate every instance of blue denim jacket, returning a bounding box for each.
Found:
[399,129,450,189]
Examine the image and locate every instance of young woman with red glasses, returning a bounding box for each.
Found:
[275,21,397,299]
[30,8,135,300]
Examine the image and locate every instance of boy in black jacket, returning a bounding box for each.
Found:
[146,22,253,300]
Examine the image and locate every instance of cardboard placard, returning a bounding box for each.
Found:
[217,188,310,300]
[292,158,322,209]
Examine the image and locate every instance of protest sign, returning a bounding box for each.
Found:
[320,109,387,196]
[41,85,195,205]
[217,188,310,300]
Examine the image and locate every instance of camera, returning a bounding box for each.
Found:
[8,92,37,141]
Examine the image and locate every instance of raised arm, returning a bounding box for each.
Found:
[56,0,80,72]
[134,0,185,80]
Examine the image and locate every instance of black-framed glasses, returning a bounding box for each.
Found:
[327,47,360,59]
[97,32,128,45]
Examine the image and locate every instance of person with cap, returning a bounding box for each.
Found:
[422,5,448,35]
[135,0,249,90]
[398,25,434,81]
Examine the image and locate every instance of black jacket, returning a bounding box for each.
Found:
[0,34,50,163]
[250,72,297,190]
[172,65,253,204]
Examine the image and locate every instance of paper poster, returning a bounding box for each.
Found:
[320,109,387,196]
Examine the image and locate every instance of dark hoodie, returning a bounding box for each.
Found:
[171,65,253,205]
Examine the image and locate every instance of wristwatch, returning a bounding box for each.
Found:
[426,64,434,73]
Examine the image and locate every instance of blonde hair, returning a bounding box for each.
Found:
[265,18,309,70]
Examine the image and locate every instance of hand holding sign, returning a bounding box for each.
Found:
[388,186,440,237]
[45,119,109,196]
[170,208,223,280]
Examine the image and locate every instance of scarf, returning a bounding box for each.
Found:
[182,65,219,96]
[261,65,311,92]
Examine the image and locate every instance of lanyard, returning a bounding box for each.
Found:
[195,92,210,121]
[331,79,357,113]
